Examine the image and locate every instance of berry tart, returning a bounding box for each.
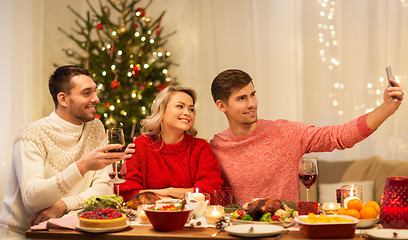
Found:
[79,207,127,229]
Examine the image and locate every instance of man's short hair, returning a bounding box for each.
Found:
[48,65,90,108]
[211,69,253,103]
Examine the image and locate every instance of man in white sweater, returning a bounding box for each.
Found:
[0,65,125,237]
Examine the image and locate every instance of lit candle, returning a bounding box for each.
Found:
[205,205,225,225]
[137,206,150,224]
[322,202,341,215]
[343,184,361,208]
[191,188,205,202]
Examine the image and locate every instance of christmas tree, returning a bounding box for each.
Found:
[59,0,177,142]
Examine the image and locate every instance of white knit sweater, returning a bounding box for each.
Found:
[0,112,113,233]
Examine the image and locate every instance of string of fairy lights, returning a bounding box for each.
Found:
[318,0,399,116]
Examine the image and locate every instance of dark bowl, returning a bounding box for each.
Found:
[143,205,193,232]
[295,215,359,239]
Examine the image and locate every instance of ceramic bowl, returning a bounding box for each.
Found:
[143,204,193,232]
[356,218,378,228]
[295,215,358,239]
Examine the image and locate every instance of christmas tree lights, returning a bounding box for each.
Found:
[58,0,177,142]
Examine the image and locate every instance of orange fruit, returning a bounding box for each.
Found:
[360,206,378,219]
[338,208,347,215]
[347,198,363,211]
[345,209,360,219]
[364,201,380,214]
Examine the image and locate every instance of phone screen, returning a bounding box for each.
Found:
[386,66,394,87]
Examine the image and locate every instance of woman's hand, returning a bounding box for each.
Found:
[123,137,136,160]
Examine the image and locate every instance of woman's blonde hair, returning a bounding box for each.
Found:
[141,85,198,137]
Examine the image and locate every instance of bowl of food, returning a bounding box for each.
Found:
[143,203,193,232]
[295,214,359,239]
[356,218,378,228]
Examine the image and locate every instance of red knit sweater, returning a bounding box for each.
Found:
[119,133,223,202]
[210,114,375,204]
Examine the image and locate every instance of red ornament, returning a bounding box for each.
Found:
[95,113,101,119]
[135,8,145,17]
[155,25,161,35]
[97,23,103,29]
[109,41,115,60]
[133,23,138,29]
[111,80,120,89]
[105,103,110,107]
[132,66,139,77]
[157,83,169,91]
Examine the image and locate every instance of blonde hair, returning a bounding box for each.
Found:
[141,86,198,137]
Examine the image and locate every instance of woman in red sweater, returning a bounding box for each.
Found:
[119,86,223,202]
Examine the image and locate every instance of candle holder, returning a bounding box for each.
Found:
[298,202,320,215]
[214,187,233,207]
[205,205,225,225]
[380,177,408,229]
[341,184,362,208]
[137,205,150,224]
[322,202,341,215]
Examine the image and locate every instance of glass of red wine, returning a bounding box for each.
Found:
[298,158,318,202]
[107,128,126,185]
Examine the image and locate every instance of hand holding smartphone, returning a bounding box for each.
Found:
[386,66,394,87]
[385,66,397,99]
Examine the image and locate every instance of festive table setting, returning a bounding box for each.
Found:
[26,159,408,240]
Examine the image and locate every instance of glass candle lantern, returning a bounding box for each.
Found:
[341,184,362,208]
[205,205,225,225]
[380,177,408,229]
[322,202,341,215]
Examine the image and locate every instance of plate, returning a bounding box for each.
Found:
[231,219,295,228]
[225,224,284,238]
[356,218,378,228]
[367,229,408,240]
[76,221,131,233]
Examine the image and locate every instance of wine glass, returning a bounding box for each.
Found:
[299,158,318,202]
[107,128,126,186]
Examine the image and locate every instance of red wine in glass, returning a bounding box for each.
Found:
[107,128,126,190]
[298,173,317,188]
[299,158,318,202]
[109,172,126,180]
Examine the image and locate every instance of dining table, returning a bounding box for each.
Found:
[26,225,368,240]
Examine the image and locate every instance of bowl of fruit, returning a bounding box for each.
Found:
[338,199,380,229]
[143,203,193,232]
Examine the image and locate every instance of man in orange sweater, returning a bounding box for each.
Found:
[209,69,404,204]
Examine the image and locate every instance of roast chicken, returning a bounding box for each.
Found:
[243,198,285,221]
[125,191,161,209]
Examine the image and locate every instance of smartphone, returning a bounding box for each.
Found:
[386,66,394,87]
[386,66,397,99]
